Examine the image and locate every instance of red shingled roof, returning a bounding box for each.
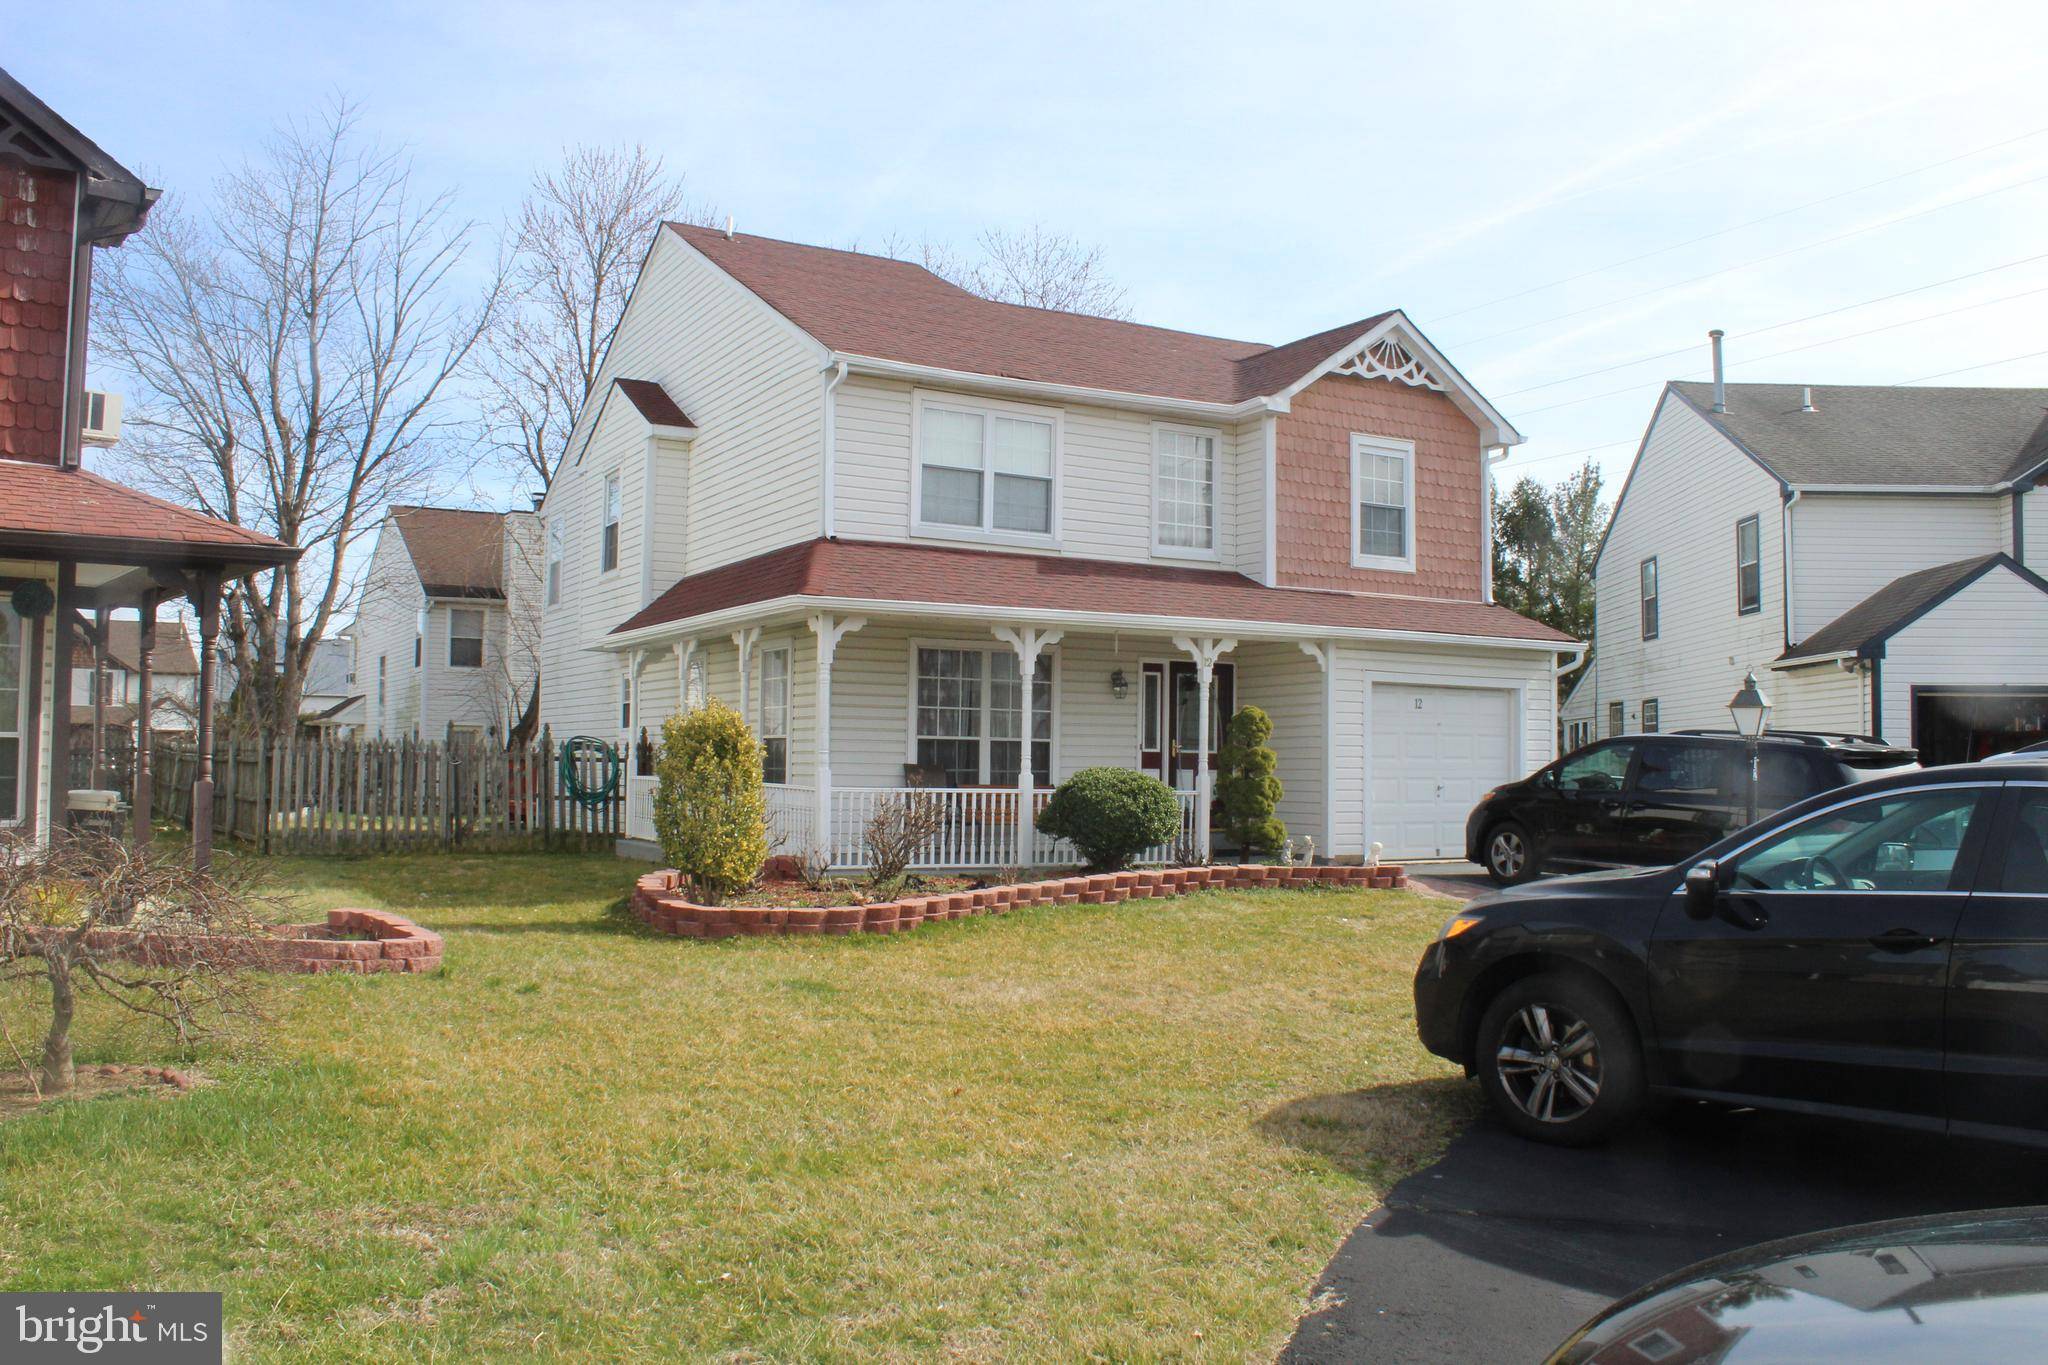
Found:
[388,506,506,599]
[613,378,693,428]
[612,538,1574,645]
[669,224,1390,406]
[0,458,292,560]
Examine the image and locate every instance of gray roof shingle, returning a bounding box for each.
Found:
[1672,382,2048,487]
[1782,553,2023,660]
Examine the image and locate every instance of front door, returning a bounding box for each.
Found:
[1947,784,2048,1144]
[1648,783,1991,1125]
[1167,661,1234,790]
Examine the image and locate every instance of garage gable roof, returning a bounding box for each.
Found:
[1781,553,2048,661]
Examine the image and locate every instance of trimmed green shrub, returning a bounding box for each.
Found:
[1036,766,1182,871]
[1217,705,1286,857]
[653,700,769,904]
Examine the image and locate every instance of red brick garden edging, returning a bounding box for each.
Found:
[630,863,1409,939]
[40,909,444,975]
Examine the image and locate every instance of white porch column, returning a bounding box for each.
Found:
[1300,640,1336,858]
[672,637,698,713]
[1172,634,1235,855]
[993,624,1064,865]
[730,625,761,719]
[621,648,647,757]
[808,613,866,863]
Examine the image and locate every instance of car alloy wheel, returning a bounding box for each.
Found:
[1493,1002,1601,1124]
[1488,828,1527,880]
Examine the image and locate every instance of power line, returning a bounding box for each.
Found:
[1446,168,2048,350]
[1435,126,2048,324]
[1497,249,2048,397]
[1894,348,2048,385]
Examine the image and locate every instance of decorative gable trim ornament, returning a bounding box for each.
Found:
[1333,336,1446,392]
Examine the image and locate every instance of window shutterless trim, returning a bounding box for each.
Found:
[1640,555,1659,640]
[1150,420,1224,561]
[908,389,1064,547]
[1735,514,1762,616]
[1349,433,1418,573]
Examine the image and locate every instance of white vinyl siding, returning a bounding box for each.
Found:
[1153,423,1220,557]
[1350,434,1416,572]
[1880,568,2048,743]
[1791,492,2008,637]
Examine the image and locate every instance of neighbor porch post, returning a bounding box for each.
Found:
[89,606,108,787]
[191,569,221,871]
[993,625,1063,867]
[1173,635,1236,856]
[133,592,158,845]
[809,613,866,865]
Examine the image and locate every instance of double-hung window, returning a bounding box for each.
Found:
[600,472,622,573]
[0,603,21,824]
[1640,557,1660,640]
[1735,516,1761,615]
[1607,700,1624,738]
[915,394,1057,540]
[759,645,791,784]
[1641,698,1660,733]
[683,656,707,712]
[1154,424,1219,556]
[1350,434,1416,572]
[914,645,1053,786]
[448,608,485,668]
[545,518,563,605]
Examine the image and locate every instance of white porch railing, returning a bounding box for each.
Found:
[764,783,817,858]
[626,774,659,843]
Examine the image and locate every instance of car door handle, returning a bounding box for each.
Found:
[1869,928,1943,951]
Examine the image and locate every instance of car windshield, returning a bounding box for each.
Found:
[1727,788,1981,892]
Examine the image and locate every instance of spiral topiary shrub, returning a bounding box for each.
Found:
[1036,766,1182,871]
[653,700,769,905]
[1217,705,1286,858]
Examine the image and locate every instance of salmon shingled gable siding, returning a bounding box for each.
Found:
[1273,374,1484,599]
[0,159,75,465]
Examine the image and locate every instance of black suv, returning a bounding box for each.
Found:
[1416,759,2048,1148]
[1468,730,1916,885]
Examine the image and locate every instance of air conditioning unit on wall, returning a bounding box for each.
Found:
[81,390,123,447]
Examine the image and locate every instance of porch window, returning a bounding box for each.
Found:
[916,395,1056,538]
[683,656,707,711]
[0,604,20,823]
[601,472,621,573]
[1351,434,1416,571]
[915,646,1052,786]
[448,608,485,668]
[1154,425,1218,554]
[545,518,562,605]
[760,645,790,784]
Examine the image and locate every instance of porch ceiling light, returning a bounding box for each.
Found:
[1727,670,1772,739]
[1109,668,1130,701]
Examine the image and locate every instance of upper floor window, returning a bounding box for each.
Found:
[1153,424,1219,557]
[1350,434,1416,573]
[601,472,622,573]
[545,518,563,606]
[1640,557,1659,640]
[759,645,791,784]
[378,655,387,707]
[1641,698,1660,733]
[1735,515,1761,615]
[448,608,485,669]
[913,393,1058,541]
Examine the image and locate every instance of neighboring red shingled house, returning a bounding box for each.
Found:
[0,67,296,861]
[536,222,1574,870]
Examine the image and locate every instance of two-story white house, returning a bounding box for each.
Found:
[352,505,541,744]
[1563,373,2048,765]
[538,224,1577,867]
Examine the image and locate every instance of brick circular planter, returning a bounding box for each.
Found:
[38,909,444,975]
[629,864,1409,941]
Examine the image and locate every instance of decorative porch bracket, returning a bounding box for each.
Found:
[1298,641,1330,672]
[992,625,1065,864]
[1171,634,1237,856]
[808,613,867,862]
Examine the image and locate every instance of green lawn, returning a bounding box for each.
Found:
[0,852,1473,1361]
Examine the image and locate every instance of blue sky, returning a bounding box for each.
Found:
[17,0,2048,503]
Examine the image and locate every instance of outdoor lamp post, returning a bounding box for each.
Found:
[1727,669,1773,827]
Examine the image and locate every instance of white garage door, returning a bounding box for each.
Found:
[1370,684,1516,860]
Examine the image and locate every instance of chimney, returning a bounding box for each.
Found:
[1800,386,1817,413]
[724,215,735,240]
[1709,330,1727,412]
[529,492,544,511]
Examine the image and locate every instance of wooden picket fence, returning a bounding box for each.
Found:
[150,728,622,854]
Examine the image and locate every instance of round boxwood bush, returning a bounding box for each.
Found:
[1036,766,1183,871]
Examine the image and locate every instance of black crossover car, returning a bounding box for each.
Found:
[1467,730,1916,885]
[1416,759,2048,1147]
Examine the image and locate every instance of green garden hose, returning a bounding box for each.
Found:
[559,735,622,808]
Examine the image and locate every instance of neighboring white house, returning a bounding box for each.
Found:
[1562,372,2048,764]
[351,505,542,744]
[537,224,1578,868]
[68,610,200,737]
[297,635,363,737]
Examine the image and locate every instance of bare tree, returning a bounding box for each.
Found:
[872,225,1130,320]
[862,790,948,891]
[479,145,718,492]
[0,833,277,1096]
[95,101,502,738]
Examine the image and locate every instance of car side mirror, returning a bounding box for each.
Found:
[1684,862,1722,920]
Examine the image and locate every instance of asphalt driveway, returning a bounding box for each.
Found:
[1285,864,2048,1361]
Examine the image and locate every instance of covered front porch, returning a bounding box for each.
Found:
[618,613,1329,872]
